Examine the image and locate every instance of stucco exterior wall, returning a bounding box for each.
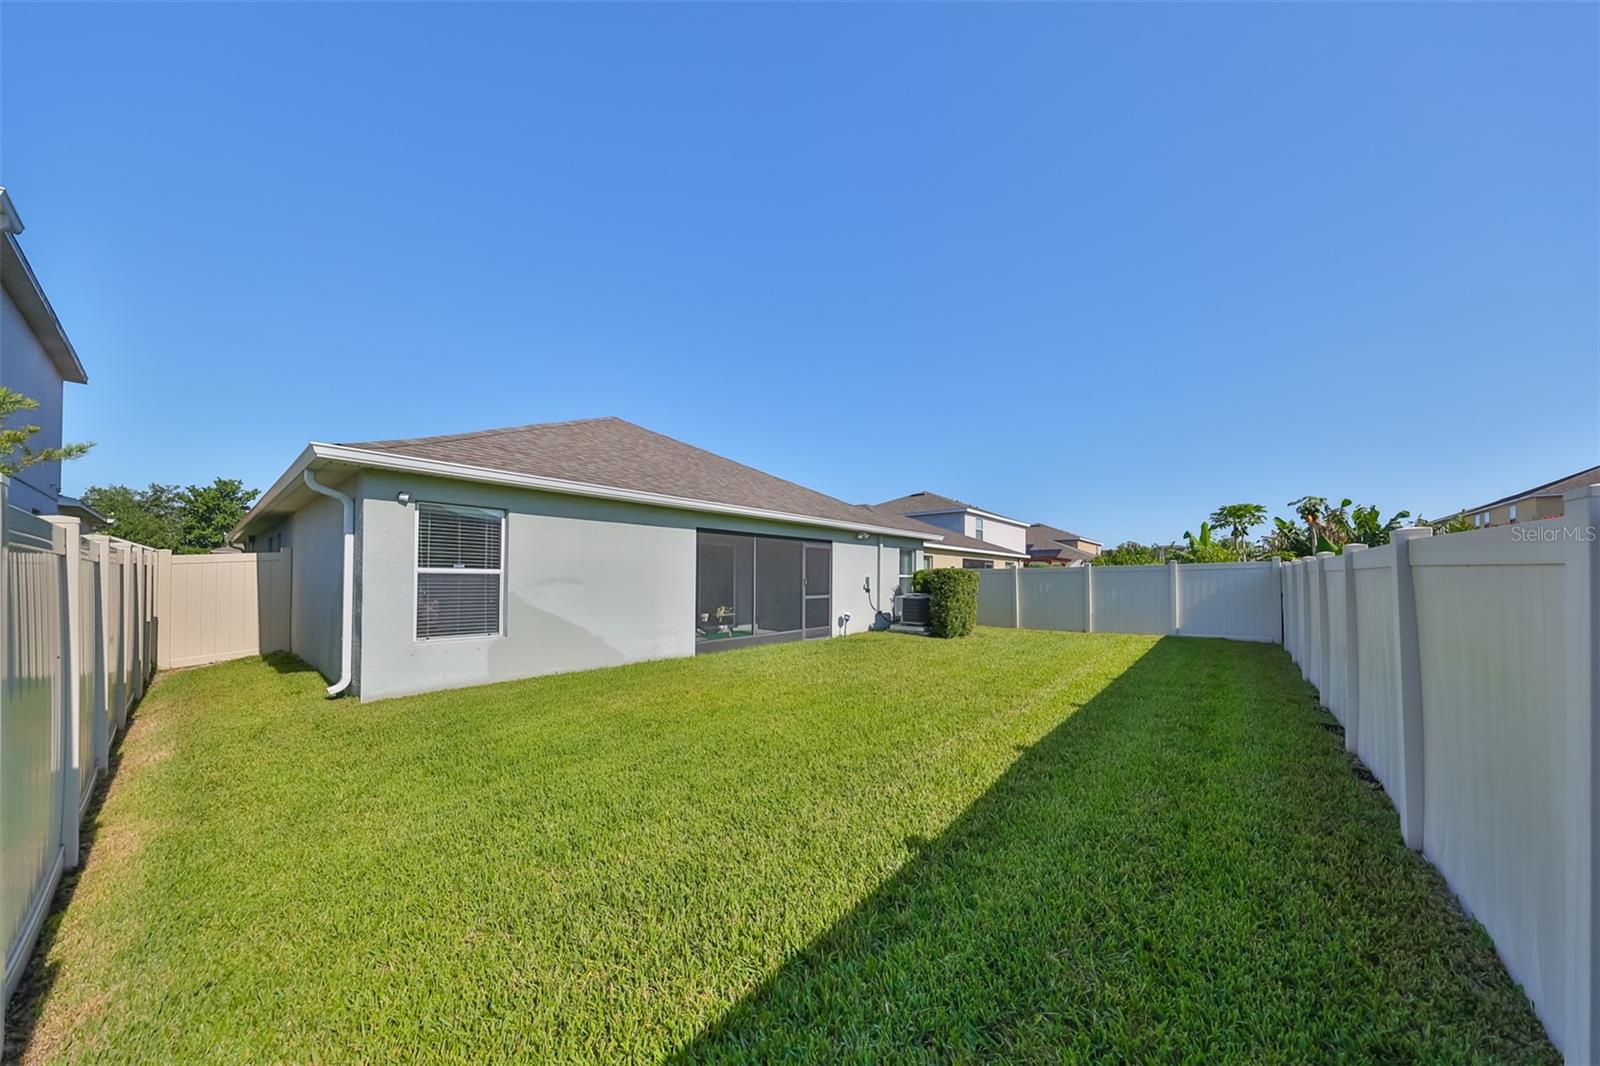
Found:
[351,470,918,701]
[0,288,65,513]
[250,474,351,682]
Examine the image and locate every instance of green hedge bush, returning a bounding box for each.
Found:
[915,568,979,638]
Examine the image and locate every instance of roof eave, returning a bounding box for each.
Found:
[232,443,941,544]
[925,541,1028,559]
[1,232,87,385]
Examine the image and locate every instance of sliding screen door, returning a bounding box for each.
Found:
[754,537,803,635]
[803,543,831,638]
[696,532,832,651]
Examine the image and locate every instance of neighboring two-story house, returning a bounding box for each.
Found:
[1,187,89,516]
[871,491,1030,576]
[1026,522,1102,566]
[1460,464,1600,529]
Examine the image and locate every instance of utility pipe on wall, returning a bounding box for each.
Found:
[303,469,354,697]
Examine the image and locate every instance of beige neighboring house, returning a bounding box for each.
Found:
[870,492,1030,578]
[1026,523,1102,566]
[1463,463,1600,528]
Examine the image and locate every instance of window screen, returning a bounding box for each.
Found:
[416,503,504,639]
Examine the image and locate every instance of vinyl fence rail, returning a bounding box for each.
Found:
[1284,486,1600,1063]
[1,475,158,1023]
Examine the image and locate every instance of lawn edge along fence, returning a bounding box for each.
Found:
[1,475,157,1033]
[0,473,294,1042]
[981,491,1600,1061]
[1281,487,1598,1062]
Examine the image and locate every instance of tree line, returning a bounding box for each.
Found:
[1093,497,1474,566]
[81,480,259,554]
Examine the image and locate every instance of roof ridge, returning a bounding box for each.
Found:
[344,416,623,450]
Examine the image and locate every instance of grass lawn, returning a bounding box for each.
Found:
[6,629,1554,1063]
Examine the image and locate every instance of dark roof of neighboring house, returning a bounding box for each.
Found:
[873,491,1029,526]
[1467,463,1600,513]
[343,417,931,536]
[868,492,1028,557]
[875,491,975,516]
[1029,541,1095,564]
[1027,522,1100,551]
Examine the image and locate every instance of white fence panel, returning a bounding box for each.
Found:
[2,480,163,1017]
[1,506,65,1007]
[76,543,99,812]
[976,562,1279,642]
[1352,549,1402,799]
[105,546,127,727]
[1092,565,1171,635]
[1020,567,1087,631]
[1283,560,1300,663]
[1323,560,1349,722]
[975,568,1015,628]
[1176,561,1281,642]
[155,550,291,669]
[1286,487,1600,1060]
[1410,532,1574,1053]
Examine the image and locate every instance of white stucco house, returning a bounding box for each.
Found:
[0,187,90,517]
[231,418,937,700]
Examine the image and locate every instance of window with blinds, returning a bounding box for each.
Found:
[416,503,504,639]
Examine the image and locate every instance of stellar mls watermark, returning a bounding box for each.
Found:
[1511,524,1597,542]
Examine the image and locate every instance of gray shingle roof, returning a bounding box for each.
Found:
[344,417,930,535]
[1028,522,1099,555]
[867,493,1027,556]
[874,491,976,516]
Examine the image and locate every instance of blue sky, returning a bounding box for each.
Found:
[3,2,1595,545]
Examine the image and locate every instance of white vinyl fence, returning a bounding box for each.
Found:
[155,550,291,668]
[1,479,158,1013]
[2,473,290,1027]
[977,560,1284,642]
[1284,486,1600,1062]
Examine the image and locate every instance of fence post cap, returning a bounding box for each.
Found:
[1562,482,1600,503]
[1392,526,1433,542]
[1315,551,1336,559]
[1344,543,1369,552]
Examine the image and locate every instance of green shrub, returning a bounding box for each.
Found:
[918,568,979,638]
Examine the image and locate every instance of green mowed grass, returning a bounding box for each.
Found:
[7,629,1554,1063]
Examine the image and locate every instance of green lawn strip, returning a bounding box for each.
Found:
[5,630,1555,1063]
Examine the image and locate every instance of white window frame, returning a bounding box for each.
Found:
[974,515,985,541]
[898,548,920,594]
[414,501,507,643]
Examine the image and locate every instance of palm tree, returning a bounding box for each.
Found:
[1208,503,1267,552]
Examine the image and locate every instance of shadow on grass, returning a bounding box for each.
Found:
[672,636,1554,1063]
[2,652,319,1064]
[260,650,321,676]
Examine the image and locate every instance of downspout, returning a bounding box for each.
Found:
[303,469,354,696]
